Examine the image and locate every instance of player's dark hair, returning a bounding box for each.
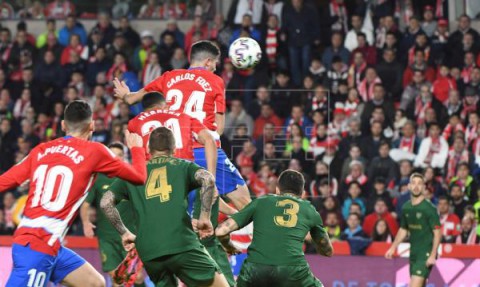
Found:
[64,100,92,132]
[438,195,449,203]
[409,172,425,183]
[149,127,176,154]
[142,92,165,110]
[108,142,124,151]
[190,40,220,63]
[277,169,305,196]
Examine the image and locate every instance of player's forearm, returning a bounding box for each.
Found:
[195,169,216,220]
[116,147,147,185]
[219,198,237,216]
[215,113,225,135]
[124,89,147,105]
[430,229,441,257]
[391,228,408,249]
[314,232,334,257]
[100,191,128,235]
[80,203,91,224]
[215,218,239,237]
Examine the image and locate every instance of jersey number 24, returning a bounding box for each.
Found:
[166,89,206,122]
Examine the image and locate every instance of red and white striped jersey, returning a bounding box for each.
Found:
[0,136,147,255]
[144,68,225,148]
[127,109,207,160]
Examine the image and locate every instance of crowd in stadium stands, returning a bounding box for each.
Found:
[1,0,480,251]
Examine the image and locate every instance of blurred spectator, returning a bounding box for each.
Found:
[352,33,377,66]
[362,121,385,160]
[138,0,162,18]
[158,31,179,68]
[363,198,398,237]
[284,105,312,138]
[248,85,269,119]
[141,52,162,86]
[448,15,480,61]
[450,162,478,203]
[91,118,110,145]
[390,121,419,162]
[92,12,117,47]
[282,0,320,86]
[403,50,436,88]
[340,213,368,240]
[185,16,209,53]
[0,1,14,19]
[112,0,131,19]
[325,56,348,96]
[421,6,437,37]
[345,14,373,52]
[450,183,469,220]
[228,0,265,26]
[36,19,58,49]
[340,143,366,180]
[0,118,15,171]
[45,0,75,19]
[170,47,188,70]
[371,218,393,242]
[365,176,394,213]
[264,0,284,26]
[438,196,461,243]
[60,34,87,66]
[230,14,261,45]
[13,89,32,120]
[399,16,423,58]
[347,51,367,89]
[342,180,366,219]
[367,141,399,184]
[160,19,185,49]
[322,0,348,41]
[225,99,254,140]
[414,122,448,169]
[456,216,479,244]
[376,49,403,101]
[253,103,282,140]
[324,211,342,241]
[263,14,287,73]
[322,32,349,70]
[58,14,87,46]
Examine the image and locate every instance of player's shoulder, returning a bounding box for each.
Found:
[401,200,413,210]
[422,199,437,212]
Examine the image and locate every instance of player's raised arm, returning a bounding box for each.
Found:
[194,169,216,239]
[94,130,147,185]
[195,125,218,177]
[0,154,32,192]
[113,77,147,105]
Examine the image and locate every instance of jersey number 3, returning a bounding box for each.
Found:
[146,166,172,202]
[274,199,300,228]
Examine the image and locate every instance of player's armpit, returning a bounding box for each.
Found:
[311,228,333,257]
[215,218,239,237]
[215,113,225,135]
[100,191,129,236]
[197,129,218,177]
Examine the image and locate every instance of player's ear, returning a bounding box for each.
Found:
[89,120,95,132]
[61,120,66,132]
[275,187,280,195]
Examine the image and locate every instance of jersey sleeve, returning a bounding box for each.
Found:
[108,178,129,203]
[190,116,207,137]
[187,161,203,192]
[144,74,165,93]
[230,199,258,228]
[400,206,408,230]
[308,204,328,241]
[0,153,32,192]
[85,183,97,204]
[214,78,226,114]
[93,143,147,185]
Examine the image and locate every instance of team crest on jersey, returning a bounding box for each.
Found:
[102,185,110,190]
[416,212,422,219]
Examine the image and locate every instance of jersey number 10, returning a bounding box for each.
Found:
[32,165,73,212]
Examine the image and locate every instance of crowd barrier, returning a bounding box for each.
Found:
[1,236,479,286]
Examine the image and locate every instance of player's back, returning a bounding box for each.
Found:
[114,156,202,261]
[15,137,121,254]
[246,195,322,265]
[144,69,225,139]
[128,109,205,160]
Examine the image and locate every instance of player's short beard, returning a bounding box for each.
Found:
[411,189,422,198]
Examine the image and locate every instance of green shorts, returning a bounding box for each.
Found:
[98,238,127,272]
[237,261,323,287]
[205,242,235,287]
[410,258,433,279]
[143,246,221,287]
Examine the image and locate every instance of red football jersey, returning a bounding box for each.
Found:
[0,137,147,255]
[144,68,225,148]
[128,109,206,160]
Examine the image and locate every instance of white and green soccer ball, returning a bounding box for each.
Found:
[228,37,262,70]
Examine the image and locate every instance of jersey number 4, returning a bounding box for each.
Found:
[274,199,300,228]
[166,89,206,122]
[32,165,73,212]
[146,166,172,202]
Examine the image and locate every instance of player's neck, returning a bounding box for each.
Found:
[66,131,90,141]
[150,151,172,158]
[410,195,425,206]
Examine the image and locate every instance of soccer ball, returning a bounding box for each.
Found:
[228,37,262,70]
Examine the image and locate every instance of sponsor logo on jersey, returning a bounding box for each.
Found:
[416,212,422,219]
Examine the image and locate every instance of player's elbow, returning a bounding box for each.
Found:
[319,245,334,257]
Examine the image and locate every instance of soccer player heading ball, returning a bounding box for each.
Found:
[385,173,441,287]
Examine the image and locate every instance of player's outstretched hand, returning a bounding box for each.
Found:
[82,221,96,238]
[426,255,436,267]
[125,130,143,149]
[122,231,136,252]
[385,247,395,259]
[197,218,214,239]
[113,77,130,102]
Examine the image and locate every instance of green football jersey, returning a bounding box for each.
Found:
[400,199,441,259]
[231,194,326,266]
[85,173,136,239]
[109,155,203,262]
